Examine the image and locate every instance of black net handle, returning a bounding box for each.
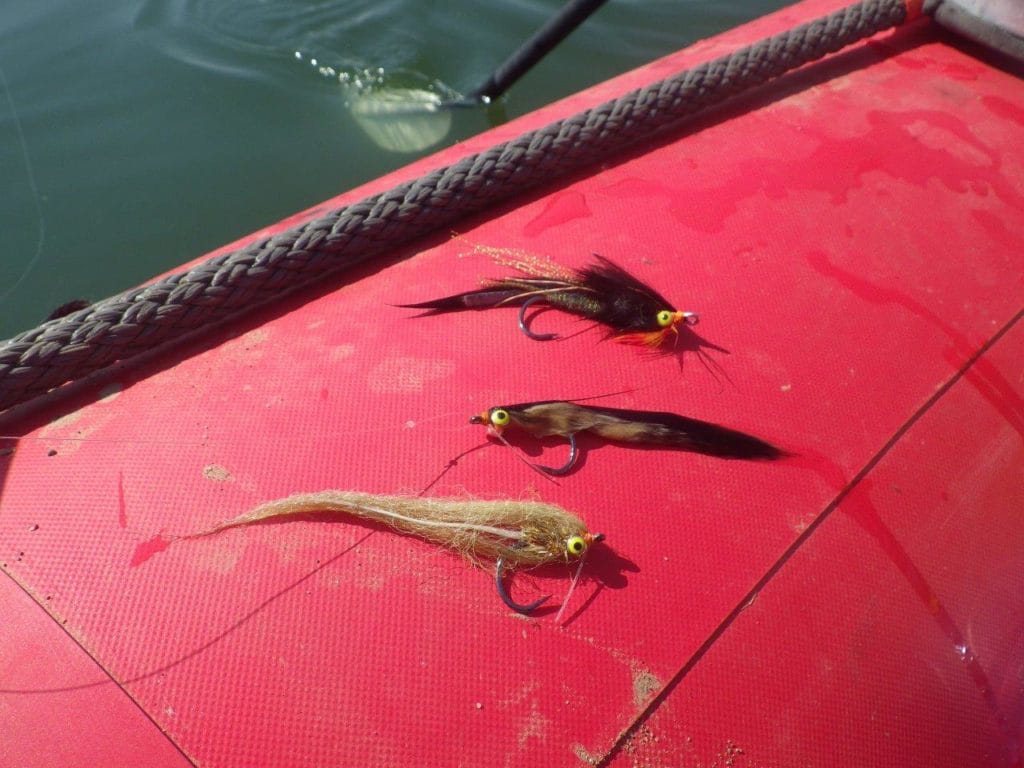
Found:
[0,0,914,412]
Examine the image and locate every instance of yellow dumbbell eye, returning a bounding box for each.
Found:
[566,536,587,557]
[490,409,510,427]
[656,310,674,328]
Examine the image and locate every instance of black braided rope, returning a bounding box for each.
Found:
[0,0,909,412]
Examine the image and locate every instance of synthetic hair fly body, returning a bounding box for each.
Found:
[180,491,604,615]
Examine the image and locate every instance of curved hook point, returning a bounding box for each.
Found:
[535,433,579,476]
[519,296,559,341]
[496,557,550,614]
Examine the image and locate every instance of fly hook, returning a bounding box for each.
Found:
[495,555,551,614]
[535,433,578,475]
[517,295,559,341]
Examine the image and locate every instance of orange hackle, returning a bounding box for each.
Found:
[614,328,674,348]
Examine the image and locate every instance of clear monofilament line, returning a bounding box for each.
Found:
[554,553,588,624]
[492,431,559,484]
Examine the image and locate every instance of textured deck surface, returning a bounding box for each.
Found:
[2,1,1023,766]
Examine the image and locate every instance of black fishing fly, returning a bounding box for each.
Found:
[401,254,698,348]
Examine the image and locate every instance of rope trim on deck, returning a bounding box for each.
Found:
[0,0,910,412]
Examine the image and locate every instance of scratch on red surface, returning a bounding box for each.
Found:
[523,190,592,237]
[131,534,171,567]
[844,482,1021,764]
[806,250,1024,441]
[886,48,982,82]
[970,209,1024,253]
[805,248,957,331]
[804,108,1014,204]
[944,347,1024,442]
[789,443,1021,761]
[662,107,1022,234]
[981,95,1024,128]
[783,448,848,492]
[117,471,127,528]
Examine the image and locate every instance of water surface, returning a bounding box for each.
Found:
[0,0,786,337]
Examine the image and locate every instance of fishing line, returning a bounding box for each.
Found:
[0,405,473,447]
[0,65,46,307]
[491,431,560,485]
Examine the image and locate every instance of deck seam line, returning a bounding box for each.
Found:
[0,566,200,767]
[596,304,1024,766]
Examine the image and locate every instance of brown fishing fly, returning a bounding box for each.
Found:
[471,400,784,475]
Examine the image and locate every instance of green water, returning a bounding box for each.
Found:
[0,0,786,338]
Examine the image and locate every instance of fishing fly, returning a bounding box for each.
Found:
[471,400,784,475]
[400,252,698,350]
[183,491,604,616]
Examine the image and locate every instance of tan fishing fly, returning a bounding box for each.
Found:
[187,491,604,615]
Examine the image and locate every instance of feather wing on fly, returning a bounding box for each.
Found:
[400,253,697,348]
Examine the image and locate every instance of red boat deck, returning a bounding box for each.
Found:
[2,1,1023,765]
